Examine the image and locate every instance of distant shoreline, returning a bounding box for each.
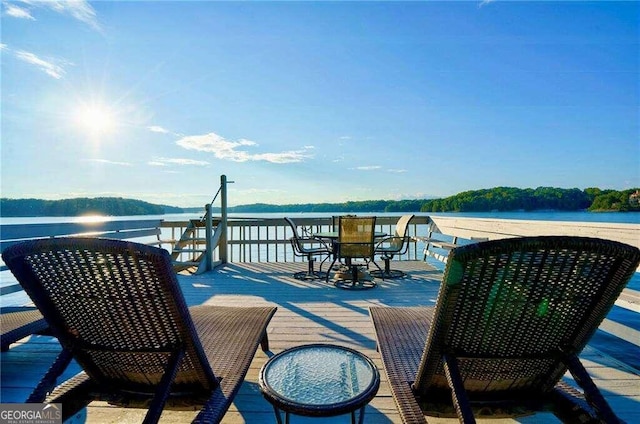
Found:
[2,186,638,217]
[4,207,636,218]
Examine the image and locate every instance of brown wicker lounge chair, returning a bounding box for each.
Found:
[1,306,49,351]
[2,237,277,424]
[369,236,640,423]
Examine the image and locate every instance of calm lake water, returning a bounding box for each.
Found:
[1,210,639,225]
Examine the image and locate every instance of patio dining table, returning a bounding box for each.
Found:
[313,231,387,289]
[313,231,387,241]
[312,231,387,259]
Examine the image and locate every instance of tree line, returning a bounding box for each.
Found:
[1,187,638,217]
[0,197,183,217]
[419,187,639,213]
[227,187,639,213]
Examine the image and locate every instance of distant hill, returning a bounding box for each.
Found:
[0,197,186,217]
[225,187,639,213]
[419,187,640,213]
[1,187,638,217]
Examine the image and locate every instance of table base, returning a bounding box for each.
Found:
[332,266,376,290]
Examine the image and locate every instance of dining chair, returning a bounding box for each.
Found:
[285,217,332,280]
[326,216,377,289]
[371,214,415,279]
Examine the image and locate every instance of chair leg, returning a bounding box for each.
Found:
[443,353,476,424]
[293,255,328,281]
[370,255,405,279]
[28,348,74,403]
[307,256,316,274]
[318,253,330,273]
[326,257,338,282]
[260,329,270,352]
[142,349,185,424]
[564,354,621,423]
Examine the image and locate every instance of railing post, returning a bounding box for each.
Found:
[205,203,213,271]
[220,174,229,264]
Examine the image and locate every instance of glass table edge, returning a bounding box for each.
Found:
[258,343,381,416]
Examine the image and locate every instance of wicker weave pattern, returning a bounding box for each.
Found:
[416,237,640,397]
[0,307,49,351]
[370,236,640,423]
[5,238,214,392]
[2,237,277,423]
[369,307,432,424]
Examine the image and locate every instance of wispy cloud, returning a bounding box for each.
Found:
[176,132,313,163]
[3,0,101,30]
[148,157,210,166]
[148,125,170,134]
[387,168,408,173]
[55,0,100,30]
[353,166,382,171]
[87,159,132,166]
[3,43,71,79]
[13,49,69,79]
[250,151,312,164]
[4,3,34,19]
[147,125,183,137]
[479,0,496,8]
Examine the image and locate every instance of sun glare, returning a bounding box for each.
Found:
[75,104,114,134]
[74,214,108,223]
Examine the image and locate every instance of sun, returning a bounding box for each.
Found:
[74,104,115,135]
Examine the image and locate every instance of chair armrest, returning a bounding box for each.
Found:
[297,236,333,251]
[375,236,411,255]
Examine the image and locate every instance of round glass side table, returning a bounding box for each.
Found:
[258,344,380,424]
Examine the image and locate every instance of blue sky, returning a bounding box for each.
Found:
[1,1,638,208]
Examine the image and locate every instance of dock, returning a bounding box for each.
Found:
[2,260,638,423]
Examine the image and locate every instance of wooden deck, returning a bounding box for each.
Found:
[1,260,639,423]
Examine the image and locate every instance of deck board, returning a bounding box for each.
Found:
[1,260,638,423]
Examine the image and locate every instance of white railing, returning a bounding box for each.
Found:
[223,215,428,263]
[2,215,638,349]
[429,215,640,250]
[2,215,637,266]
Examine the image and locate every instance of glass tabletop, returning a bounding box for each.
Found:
[260,344,379,409]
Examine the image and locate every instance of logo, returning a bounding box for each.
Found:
[0,403,61,424]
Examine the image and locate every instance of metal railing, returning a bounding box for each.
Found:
[222,215,429,263]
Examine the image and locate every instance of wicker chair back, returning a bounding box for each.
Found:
[2,238,217,394]
[414,236,640,399]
